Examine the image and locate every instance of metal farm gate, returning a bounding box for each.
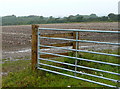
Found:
[31,25,120,88]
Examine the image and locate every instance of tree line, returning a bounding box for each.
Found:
[2,13,119,26]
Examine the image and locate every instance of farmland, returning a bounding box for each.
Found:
[2,22,118,59]
[1,22,119,87]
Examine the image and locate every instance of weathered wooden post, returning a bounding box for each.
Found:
[31,25,39,70]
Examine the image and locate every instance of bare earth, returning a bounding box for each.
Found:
[2,22,119,59]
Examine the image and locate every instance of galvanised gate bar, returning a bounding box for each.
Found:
[37,27,120,88]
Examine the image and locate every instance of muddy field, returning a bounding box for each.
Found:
[2,22,119,59]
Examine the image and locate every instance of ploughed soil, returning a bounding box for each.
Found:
[2,22,119,59]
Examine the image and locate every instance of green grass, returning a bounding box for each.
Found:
[2,49,119,87]
[38,49,119,87]
[2,64,103,87]
[2,60,31,74]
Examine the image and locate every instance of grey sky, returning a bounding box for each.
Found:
[0,0,119,17]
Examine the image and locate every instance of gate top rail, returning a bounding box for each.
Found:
[39,28,120,33]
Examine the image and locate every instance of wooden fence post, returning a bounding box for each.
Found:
[31,25,39,70]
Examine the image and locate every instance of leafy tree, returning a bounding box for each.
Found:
[90,14,98,18]
[75,14,84,22]
[100,16,108,21]
[108,13,118,21]
[2,13,118,26]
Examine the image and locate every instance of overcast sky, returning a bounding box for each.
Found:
[0,0,119,17]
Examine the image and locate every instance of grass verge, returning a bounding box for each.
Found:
[2,49,119,87]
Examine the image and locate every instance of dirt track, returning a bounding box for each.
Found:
[2,22,119,59]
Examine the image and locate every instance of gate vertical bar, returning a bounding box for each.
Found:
[116,80,120,89]
[74,31,79,76]
[37,27,40,65]
[32,25,39,70]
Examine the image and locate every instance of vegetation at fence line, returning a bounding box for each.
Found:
[2,13,119,26]
[2,60,103,87]
[2,49,119,87]
[39,49,119,87]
